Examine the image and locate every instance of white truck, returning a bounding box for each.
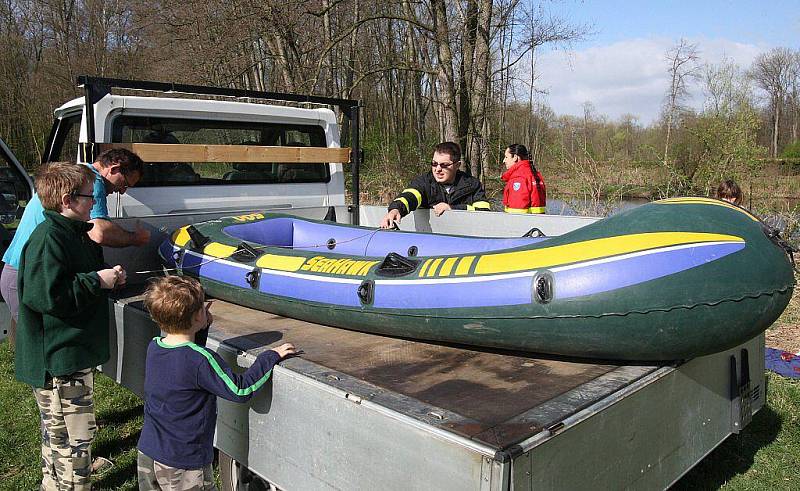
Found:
[0,77,764,490]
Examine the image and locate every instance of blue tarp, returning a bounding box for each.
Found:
[765,347,800,379]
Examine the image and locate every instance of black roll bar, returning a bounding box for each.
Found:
[76,75,362,224]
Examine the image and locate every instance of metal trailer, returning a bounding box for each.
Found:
[100,206,764,490]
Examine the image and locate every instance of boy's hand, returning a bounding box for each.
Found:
[98,265,126,289]
[272,343,296,359]
[113,265,127,288]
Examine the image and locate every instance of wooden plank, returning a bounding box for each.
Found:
[96,143,351,164]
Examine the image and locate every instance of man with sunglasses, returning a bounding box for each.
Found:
[1,148,150,344]
[380,142,491,229]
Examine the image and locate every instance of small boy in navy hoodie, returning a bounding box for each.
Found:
[137,275,295,490]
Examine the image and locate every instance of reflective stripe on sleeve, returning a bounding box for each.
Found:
[394,197,411,214]
[467,201,491,211]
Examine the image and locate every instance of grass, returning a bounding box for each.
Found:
[0,341,143,490]
[1,341,799,489]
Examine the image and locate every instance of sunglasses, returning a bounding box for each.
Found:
[71,192,95,200]
[121,172,132,189]
[431,161,455,169]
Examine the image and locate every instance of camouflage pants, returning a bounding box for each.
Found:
[33,368,96,491]
[137,451,217,491]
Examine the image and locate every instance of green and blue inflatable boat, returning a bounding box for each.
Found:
[159,197,795,361]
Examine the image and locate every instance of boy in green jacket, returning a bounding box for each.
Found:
[15,162,127,491]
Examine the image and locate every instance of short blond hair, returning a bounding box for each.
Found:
[36,162,95,211]
[144,275,205,334]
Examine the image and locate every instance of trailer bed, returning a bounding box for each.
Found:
[114,294,660,452]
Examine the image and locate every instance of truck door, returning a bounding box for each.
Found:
[0,137,35,342]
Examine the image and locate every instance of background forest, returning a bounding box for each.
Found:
[2,0,800,216]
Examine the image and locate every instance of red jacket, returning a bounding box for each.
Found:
[502,160,546,214]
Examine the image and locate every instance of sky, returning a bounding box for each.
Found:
[528,0,800,124]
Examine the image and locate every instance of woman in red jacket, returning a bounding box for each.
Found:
[501,144,546,214]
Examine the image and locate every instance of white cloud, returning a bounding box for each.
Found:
[530,37,766,124]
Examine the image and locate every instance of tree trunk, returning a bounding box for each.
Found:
[471,0,492,180]
[460,0,477,173]
[431,0,458,143]
[773,97,780,157]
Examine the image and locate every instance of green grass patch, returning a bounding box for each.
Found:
[0,341,143,490]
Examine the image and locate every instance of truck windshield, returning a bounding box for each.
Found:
[111,116,330,187]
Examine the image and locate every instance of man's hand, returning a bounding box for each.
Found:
[89,219,151,248]
[131,221,151,246]
[380,209,402,229]
[432,203,452,216]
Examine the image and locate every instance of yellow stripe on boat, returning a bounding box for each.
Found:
[256,254,307,272]
[418,259,432,277]
[455,256,475,275]
[173,226,191,247]
[204,242,238,258]
[439,257,458,276]
[474,232,744,275]
[426,258,444,277]
[656,197,758,221]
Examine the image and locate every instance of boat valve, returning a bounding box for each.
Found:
[245,269,261,290]
[407,245,418,257]
[357,280,374,305]
[327,238,337,250]
[533,272,553,304]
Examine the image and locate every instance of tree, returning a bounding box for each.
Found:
[662,39,700,167]
[750,47,795,157]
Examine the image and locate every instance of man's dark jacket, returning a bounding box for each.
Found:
[388,170,491,216]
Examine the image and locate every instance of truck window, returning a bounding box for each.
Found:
[49,114,81,164]
[0,152,26,228]
[111,116,331,187]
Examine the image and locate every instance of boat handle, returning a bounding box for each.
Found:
[172,250,184,268]
[357,280,374,305]
[533,273,553,304]
[522,227,546,238]
[245,270,261,290]
[187,225,210,250]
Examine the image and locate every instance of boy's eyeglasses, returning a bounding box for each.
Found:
[121,172,132,189]
[431,161,455,169]
[71,192,94,200]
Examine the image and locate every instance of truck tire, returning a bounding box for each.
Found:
[218,450,276,491]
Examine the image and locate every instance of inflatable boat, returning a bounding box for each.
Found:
[159,198,795,360]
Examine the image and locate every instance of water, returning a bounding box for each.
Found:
[547,197,649,218]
